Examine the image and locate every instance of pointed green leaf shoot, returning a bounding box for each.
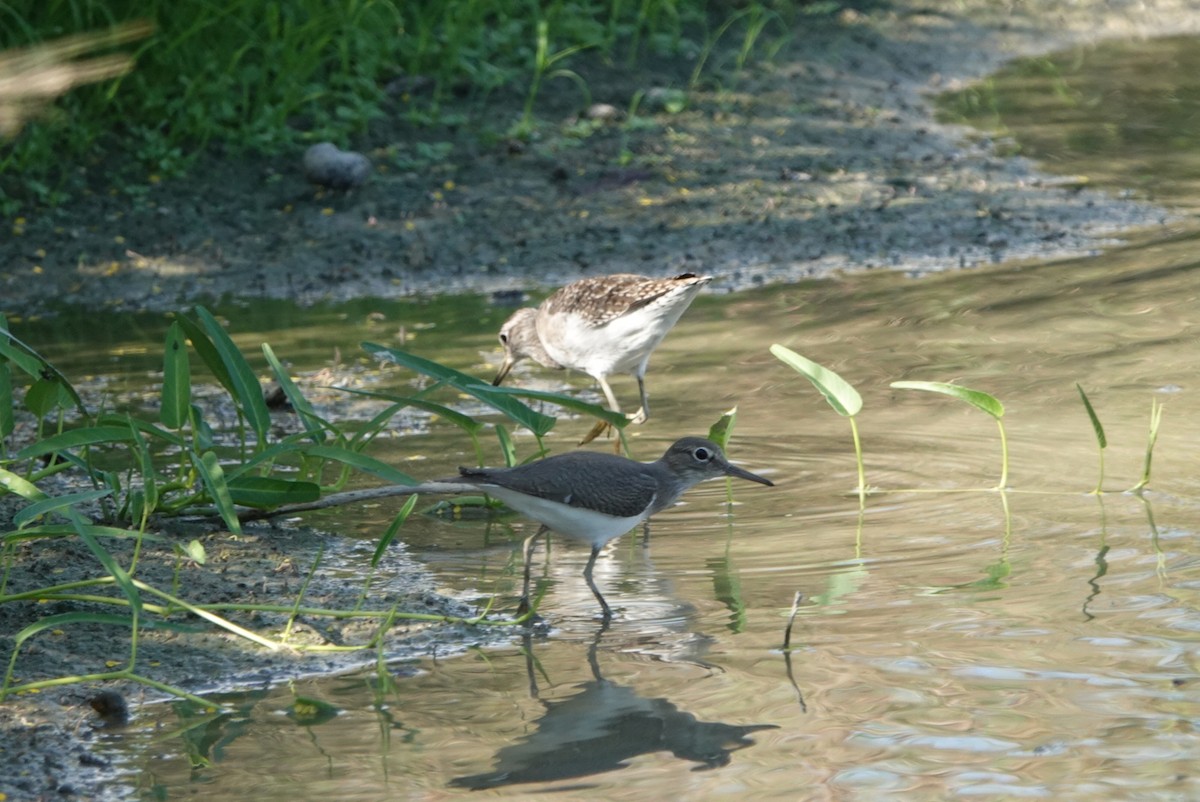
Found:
[770,345,863,417]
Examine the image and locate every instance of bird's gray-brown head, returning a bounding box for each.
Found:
[493,307,561,385]
[656,437,774,508]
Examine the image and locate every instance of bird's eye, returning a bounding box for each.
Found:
[499,333,508,344]
[694,447,711,461]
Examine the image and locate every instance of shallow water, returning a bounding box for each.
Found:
[20,35,1200,800]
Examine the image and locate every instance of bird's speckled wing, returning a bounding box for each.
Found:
[540,273,704,328]
[457,451,660,519]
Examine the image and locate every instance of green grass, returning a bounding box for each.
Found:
[0,0,824,213]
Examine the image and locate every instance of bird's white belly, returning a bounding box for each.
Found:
[547,311,673,375]
[480,486,646,547]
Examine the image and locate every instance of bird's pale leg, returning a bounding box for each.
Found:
[579,376,625,447]
[630,372,649,425]
[582,545,613,620]
[516,525,548,617]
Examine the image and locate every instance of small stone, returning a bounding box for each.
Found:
[303,142,372,190]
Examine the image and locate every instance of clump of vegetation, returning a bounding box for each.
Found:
[0,0,826,212]
[0,305,627,704]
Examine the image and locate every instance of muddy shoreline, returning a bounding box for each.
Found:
[4,2,1200,799]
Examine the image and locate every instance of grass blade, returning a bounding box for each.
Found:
[1076,383,1106,494]
[770,344,862,417]
[1075,384,1106,449]
[370,494,418,567]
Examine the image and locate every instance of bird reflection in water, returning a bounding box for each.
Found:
[450,628,777,790]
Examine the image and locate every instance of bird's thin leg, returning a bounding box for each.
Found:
[630,371,649,424]
[582,545,613,621]
[580,376,624,448]
[516,525,548,617]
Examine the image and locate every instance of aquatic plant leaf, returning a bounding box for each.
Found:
[303,444,417,486]
[336,386,484,434]
[262,343,328,443]
[161,320,191,430]
[371,494,418,567]
[770,344,863,417]
[890,380,1004,419]
[14,489,112,528]
[1075,383,1106,449]
[0,323,86,415]
[287,696,340,726]
[0,360,13,438]
[0,466,47,501]
[15,425,136,460]
[193,307,271,446]
[708,407,738,449]
[480,384,627,428]
[23,377,73,418]
[193,451,241,535]
[362,343,556,436]
[226,476,321,508]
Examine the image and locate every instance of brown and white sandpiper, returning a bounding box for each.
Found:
[492,273,712,440]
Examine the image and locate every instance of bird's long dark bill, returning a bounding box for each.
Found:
[724,463,774,487]
[491,360,514,386]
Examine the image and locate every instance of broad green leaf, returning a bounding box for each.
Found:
[96,414,186,447]
[371,494,418,567]
[193,451,241,535]
[24,377,72,418]
[303,444,417,486]
[226,476,321,508]
[336,387,484,435]
[707,407,738,449]
[263,343,328,443]
[770,344,863,417]
[16,425,136,460]
[14,489,113,529]
[194,307,271,445]
[0,466,46,501]
[1076,383,1106,449]
[478,384,628,427]
[0,326,86,414]
[190,403,215,451]
[890,380,1004,419]
[161,320,191,430]
[175,313,234,396]
[362,342,555,436]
